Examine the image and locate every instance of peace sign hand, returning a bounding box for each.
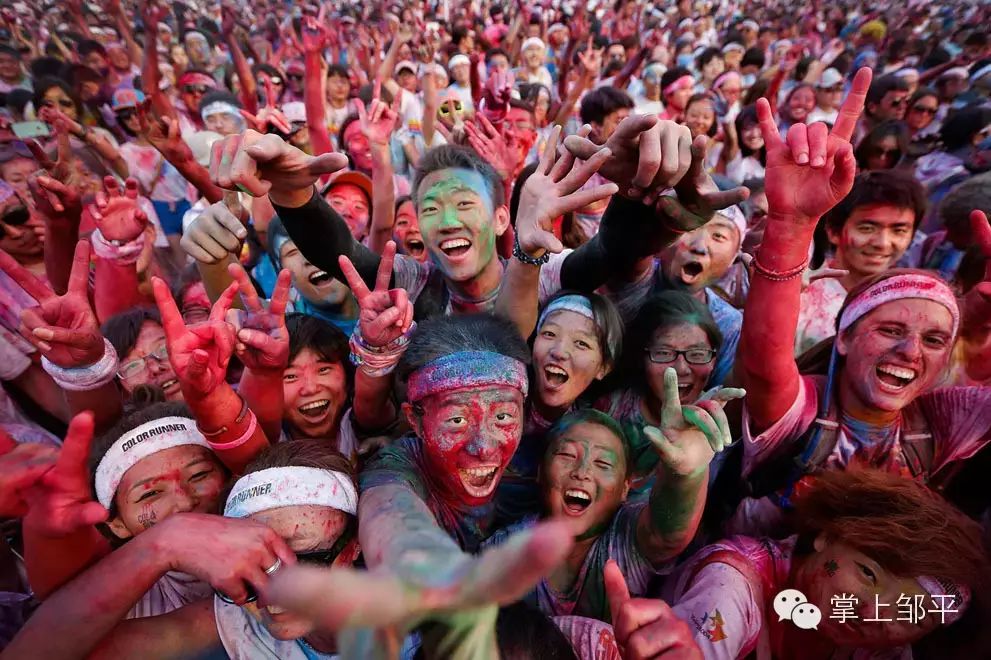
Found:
[300,15,331,53]
[137,101,195,166]
[226,263,291,372]
[240,79,292,135]
[645,368,745,480]
[758,67,870,223]
[89,176,148,243]
[515,125,617,257]
[338,241,412,348]
[0,241,103,368]
[152,276,238,398]
[28,175,81,223]
[24,412,110,537]
[357,83,400,148]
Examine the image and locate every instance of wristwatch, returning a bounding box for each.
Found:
[513,233,550,266]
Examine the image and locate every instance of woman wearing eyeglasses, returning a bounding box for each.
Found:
[102,308,183,402]
[595,290,725,497]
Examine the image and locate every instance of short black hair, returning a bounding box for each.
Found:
[938,171,991,239]
[579,86,633,125]
[696,47,723,71]
[660,66,692,93]
[823,170,926,236]
[326,64,350,80]
[0,44,20,59]
[865,75,909,115]
[411,144,505,209]
[337,112,360,149]
[101,308,162,361]
[939,106,991,151]
[78,39,107,58]
[32,76,82,118]
[485,47,509,63]
[854,119,909,170]
[741,47,765,69]
[397,314,530,382]
[286,313,350,370]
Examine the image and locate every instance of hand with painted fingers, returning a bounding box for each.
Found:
[645,368,745,480]
[23,412,110,537]
[339,241,412,348]
[180,200,249,264]
[464,114,522,182]
[28,175,82,222]
[481,69,514,124]
[563,114,693,200]
[758,67,871,224]
[140,0,170,29]
[0,443,58,518]
[299,14,332,53]
[605,560,702,660]
[655,135,750,233]
[89,176,148,243]
[226,263,291,372]
[136,102,195,166]
[0,241,104,368]
[148,512,296,605]
[358,84,401,148]
[152,276,239,398]
[26,123,74,183]
[208,130,349,207]
[241,79,292,135]
[515,125,618,257]
[263,519,574,652]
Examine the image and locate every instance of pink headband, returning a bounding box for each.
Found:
[178,72,216,89]
[407,351,528,403]
[838,274,959,337]
[663,75,695,97]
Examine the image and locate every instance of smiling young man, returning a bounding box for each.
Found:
[795,171,926,355]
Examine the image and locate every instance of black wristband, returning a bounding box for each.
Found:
[513,233,550,266]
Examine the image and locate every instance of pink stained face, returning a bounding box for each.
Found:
[325,183,370,241]
[795,537,939,649]
[409,385,524,507]
[119,321,183,401]
[827,204,915,280]
[393,200,426,261]
[108,445,226,539]
[661,216,741,292]
[342,121,373,173]
[836,299,954,414]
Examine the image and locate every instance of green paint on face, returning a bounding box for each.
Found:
[416,168,498,277]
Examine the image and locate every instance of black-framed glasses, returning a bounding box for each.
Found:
[888,97,905,108]
[214,519,356,605]
[183,84,210,95]
[645,347,716,365]
[117,343,169,380]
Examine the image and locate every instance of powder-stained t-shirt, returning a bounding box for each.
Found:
[794,273,847,356]
[360,434,497,553]
[484,505,660,623]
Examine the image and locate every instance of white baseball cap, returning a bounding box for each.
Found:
[817,68,844,89]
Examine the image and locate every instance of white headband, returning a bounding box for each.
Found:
[95,417,210,508]
[837,274,959,336]
[917,576,970,625]
[537,294,595,331]
[200,101,242,121]
[224,467,358,518]
[716,205,747,242]
[522,37,546,53]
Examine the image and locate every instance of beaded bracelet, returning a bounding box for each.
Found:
[349,321,418,377]
[41,338,119,391]
[751,254,809,282]
[512,233,550,266]
[90,228,145,265]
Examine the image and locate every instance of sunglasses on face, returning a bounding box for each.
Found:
[869,147,899,159]
[911,105,938,116]
[213,519,356,605]
[183,84,210,95]
[888,97,905,108]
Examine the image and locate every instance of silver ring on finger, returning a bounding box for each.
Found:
[265,557,282,575]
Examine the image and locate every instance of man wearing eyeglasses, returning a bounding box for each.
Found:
[854,74,910,147]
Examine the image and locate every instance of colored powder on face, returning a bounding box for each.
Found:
[416,168,498,270]
[408,351,529,402]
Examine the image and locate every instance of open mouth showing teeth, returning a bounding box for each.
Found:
[161,378,179,390]
[544,365,569,386]
[298,400,331,418]
[308,270,332,286]
[876,364,917,389]
[563,488,592,513]
[406,239,425,255]
[439,238,472,257]
[459,466,499,496]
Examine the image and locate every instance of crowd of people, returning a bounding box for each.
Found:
[0,0,990,658]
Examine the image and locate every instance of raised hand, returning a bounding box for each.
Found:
[577,39,603,78]
[263,520,574,653]
[180,200,249,264]
[0,443,57,518]
[357,84,400,148]
[152,276,238,398]
[208,130,348,206]
[226,263,291,372]
[89,176,148,243]
[481,69,514,124]
[220,3,238,39]
[141,0,170,29]
[757,67,870,223]
[151,512,296,605]
[26,122,74,183]
[0,241,104,368]
[339,241,412,347]
[28,175,81,222]
[137,102,195,166]
[645,368,745,480]
[962,210,991,336]
[605,560,702,660]
[299,15,331,53]
[655,136,750,233]
[515,125,617,257]
[240,79,292,134]
[464,114,521,182]
[563,115,693,200]
[23,412,109,536]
